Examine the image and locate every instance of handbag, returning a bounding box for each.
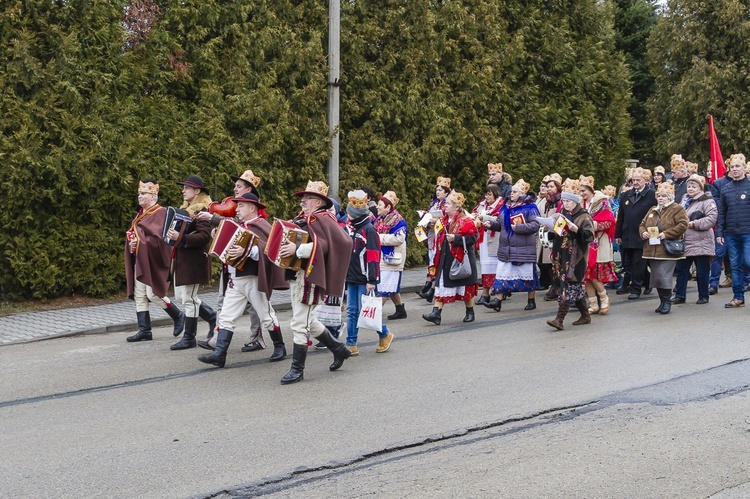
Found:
[313,295,342,327]
[357,291,382,332]
[449,237,472,280]
[656,212,685,257]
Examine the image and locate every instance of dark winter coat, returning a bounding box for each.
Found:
[173,215,212,287]
[346,216,381,285]
[716,176,750,238]
[615,186,657,249]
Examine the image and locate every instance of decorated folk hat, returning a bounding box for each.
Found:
[138,179,159,195]
[232,192,266,210]
[578,175,595,192]
[686,161,698,174]
[436,176,452,189]
[687,174,706,190]
[487,163,503,174]
[602,185,616,199]
[346,189,370,218]
[512,178,530,194]
[656,182,675,197]
[378,190,400,208]
[654,165,666,175]
[230,170,262,189]
[177,175,208,194]
[561,178,581,203]
[670,154,686,170]
[295,180,333,209]
[729,153,746,166]
[446,190,466,207]
[546,173,563,185]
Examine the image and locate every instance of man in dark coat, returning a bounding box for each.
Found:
[277,180,354,384]
[168,175,217,350]
[615,168,657,299]
[198,192,289,367]
[124,179,185,342]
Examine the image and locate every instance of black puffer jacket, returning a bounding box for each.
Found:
[717,177,750,237]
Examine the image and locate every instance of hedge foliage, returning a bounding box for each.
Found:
[1,0,631,300]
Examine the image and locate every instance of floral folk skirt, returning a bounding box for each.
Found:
[493,261,539,294]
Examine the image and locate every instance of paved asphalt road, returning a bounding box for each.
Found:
[1,288,750,498]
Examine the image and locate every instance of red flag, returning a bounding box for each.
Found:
[708,115,725,184]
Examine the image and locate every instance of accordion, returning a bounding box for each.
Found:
[265,219,310,271]
[208,219,258,268]
[162,207,193,246]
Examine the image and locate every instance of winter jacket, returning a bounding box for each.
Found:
[639,202,689,260]
[716,177,750,237]
[487,199,540,264]
[679,191,717,257]
[346,216,381,285]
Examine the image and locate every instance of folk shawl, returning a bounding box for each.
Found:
[556,206,595,283]
[501,198,540,237]
[473,197,504,244]
[124,204,171,299]
[374,209,408,264]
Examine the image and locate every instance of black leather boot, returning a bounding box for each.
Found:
[281,344,307,384]
[315,329,352,371]
[268,326,287,362]
[422,286,435,303]
[416,280,431,298]
[654,289,667,313]
[387,304,407,320]
[463,307,475,323]
[658,288,672,314]
[127,311,153,342]
[197,329,233,368]
[484,298,502,311]
[616,275,632,295]
[198,302,217,340]
[475,295,489,306]
[571,299,591,325]
[422,306,442,325]
[524,298,537,311]
[164,303,185,337]
[170,317,197,350]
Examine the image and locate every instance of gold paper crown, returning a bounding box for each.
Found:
[562,178,580,193]
[236,170,261,187]
[302,180,329,196]
[730,153,746,166]
[447,190,465,207]
[578,175,595,191]
[436,176,451,188]
[687,174,705,189]
[547,173,563,184]
[512,178,530,194]
[624,167,635,180]
[138,181,159,195]
[656,182,675,196]
[347,190,368,209]
[602,185,616,199]
[487,163,503,174]
[641,169,653,181]
[380,190,399,207]
[686,161,698,174]
[542,175,551,183]
[654,165,666,175]
[670,154,686,170]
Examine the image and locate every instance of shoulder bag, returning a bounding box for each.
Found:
[449,236,472,280]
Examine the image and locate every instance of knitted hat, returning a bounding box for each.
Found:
[346,190,370,218]
[561,178,581,203]
[512,178,530,194]
[687,174,705,190]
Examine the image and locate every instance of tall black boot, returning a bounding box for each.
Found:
[422,306,442,325]
[416,280,431,298]
[315,329,352,371]
[654,289,667,313]
[127,311,153,342]
[198,302,217,339]
[463,307,475,323]
[171,317,197,350]
[197,329,233,368]
[164,303,185,337]
[387,304,407,320]
[658,288,672,314]
[281,344,307,384]
[268,326,287,362]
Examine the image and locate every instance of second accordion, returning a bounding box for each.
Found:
[208,219,258,268]
[265,219,310,271]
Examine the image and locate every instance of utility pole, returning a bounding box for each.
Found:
[327,0,341,201]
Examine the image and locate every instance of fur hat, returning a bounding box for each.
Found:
[378,190,399,208]
[138,180,159,195]
[687,174,705,190]
[654,165,666,175]
[230,170,262,188]
[579,175,595,192]
[436,176,451,189]
[346,190,370,218]
[512,179,530,195]
[656,182,675,197]
[561,178,581,203]
[295,180,333,209]
[447,190,466,207]
[487,163,503,174]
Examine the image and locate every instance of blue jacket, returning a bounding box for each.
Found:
[717,177,750,237]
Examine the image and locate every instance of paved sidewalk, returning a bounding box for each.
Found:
[0,267,430,346]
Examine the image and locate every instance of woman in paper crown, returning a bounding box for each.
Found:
[638,182,688,314]
[482,179,540,312]
[375,190,409,320]
[416,176,452,302]
[546,179,595,330]
[422,190,479,325]
[471,183,504,306]
[578,176,618,315]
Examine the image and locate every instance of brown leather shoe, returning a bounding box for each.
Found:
[724,298,745,308]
